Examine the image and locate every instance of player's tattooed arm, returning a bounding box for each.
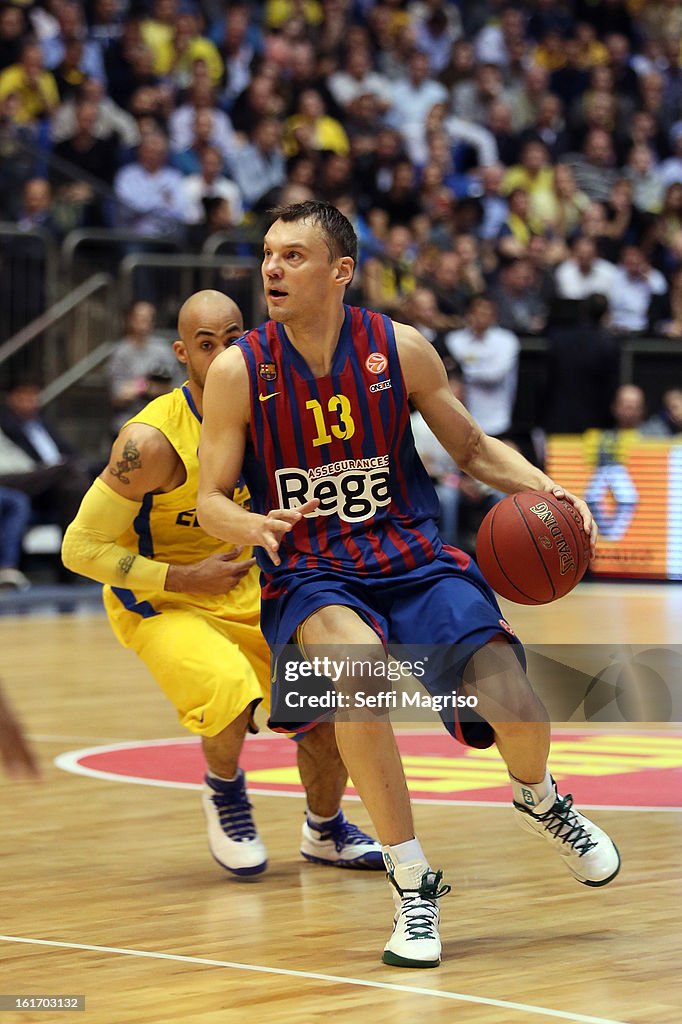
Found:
[109,439,142,485]
[117,553,136,575]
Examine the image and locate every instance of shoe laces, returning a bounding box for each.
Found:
[209,784,257,842]
[389,870,451,942]
[312,814,374,852]
[535,793,598,856]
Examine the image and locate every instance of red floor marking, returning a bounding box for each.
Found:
[70,731,682,808]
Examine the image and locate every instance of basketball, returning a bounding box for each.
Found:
[475,491,590,605]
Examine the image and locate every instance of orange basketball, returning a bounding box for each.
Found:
[476,491,590,605]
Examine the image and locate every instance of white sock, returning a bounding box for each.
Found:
[306,808,341,826]
[510,768,553,809]
[207,768,240,784]
[383,837,427,868]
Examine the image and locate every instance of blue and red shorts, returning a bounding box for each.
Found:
[265,547,525,748]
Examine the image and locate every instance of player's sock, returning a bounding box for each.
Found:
[509,767,553,809]
[202,768,267,876]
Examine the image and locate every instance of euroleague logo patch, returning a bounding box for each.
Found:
[365,352,388,375]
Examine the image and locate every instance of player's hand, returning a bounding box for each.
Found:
[0,687,40,779]
[256,499,320,566]
[166,549,257,594]
[551,485,598,559]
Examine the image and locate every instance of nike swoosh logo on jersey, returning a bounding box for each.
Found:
[259,392,281,402]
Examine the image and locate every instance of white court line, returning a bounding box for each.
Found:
[53,735,682,812]
[0,934,631,1024]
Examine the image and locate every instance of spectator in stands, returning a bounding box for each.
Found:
[326,46,391,115]
[153,9,222,90]
[51,96,119,186]
[0,379,91,547]
[399,285,452,353]
[229,73,284,140]
[168,78,236,167]
[0,422,35,590]
[52,75,139,150]
[502,138,555,225]
[565,128,619,202]
[607,245,668,334]
[492,256,549,335]
[113,130,188,235]
[283,87,350,159]
[610,384,648,431]
[0,4,27,73]
[509,64,550,132]
[543,161,590,238]
[476,163,509,241]
[658,131,682,191]
[623,145,664,215]
[485,97,519,166]
[452,62,509,127]
[521,93,571,162]
[444,294,520,438]
[362,222,417,315]
[554,235,616,301]
[497,187,543,260]
[182,144,242,228]
[0,483,31,590]
[420,248,469,328]
[42,1,106,88]
[0,39,59,127]
[227,115,285,212]
[107,301,179,432]
[642,387,682,436]
[211,3,261,111]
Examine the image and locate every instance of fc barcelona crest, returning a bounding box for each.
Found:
[259,362,278,381]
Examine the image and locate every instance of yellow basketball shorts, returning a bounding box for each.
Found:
[103,590,271,737]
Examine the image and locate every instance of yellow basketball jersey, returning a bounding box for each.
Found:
[104,384,259,621]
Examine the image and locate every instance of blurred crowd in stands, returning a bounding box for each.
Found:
[1,0,681,581]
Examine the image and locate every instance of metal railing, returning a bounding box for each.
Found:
[0,272,116,385]
[0,224,59,352]
[117,253,264,328]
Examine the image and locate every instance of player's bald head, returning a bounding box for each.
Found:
[177,290,243,341]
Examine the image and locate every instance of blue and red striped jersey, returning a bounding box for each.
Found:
[234,304,443,578]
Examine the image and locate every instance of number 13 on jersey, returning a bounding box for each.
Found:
[306,395,356,447]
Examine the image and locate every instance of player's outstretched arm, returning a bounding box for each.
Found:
[198,347,318,565]
[396,323,597,552]
[62,423,255,593]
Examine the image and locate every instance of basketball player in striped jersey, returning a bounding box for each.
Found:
[197,202,620,968]
[62,289,382,876]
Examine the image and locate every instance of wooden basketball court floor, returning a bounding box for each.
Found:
[1,583,681,1024]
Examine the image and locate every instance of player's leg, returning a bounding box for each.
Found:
[296,721,383,869]
[235,617,383,869]
[127,608,268,876]
[463,637,620,887]
[300,605,448,967]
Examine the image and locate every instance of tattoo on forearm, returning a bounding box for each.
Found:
[118,554,135,575]
[110,440,142,484]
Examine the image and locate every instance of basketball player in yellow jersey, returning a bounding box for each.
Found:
[62,290,382,876]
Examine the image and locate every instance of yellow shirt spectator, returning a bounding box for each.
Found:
[0,61,59,124]
[265,0,323,29]
[155,35,224,84]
